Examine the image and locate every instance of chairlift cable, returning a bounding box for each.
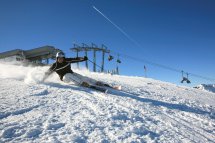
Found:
[109,50,215,82]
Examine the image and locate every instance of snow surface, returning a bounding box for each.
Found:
[0,62,215,143]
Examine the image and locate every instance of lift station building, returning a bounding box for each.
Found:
[0,46,61,65]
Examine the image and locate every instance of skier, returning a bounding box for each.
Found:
[44,52,120,91]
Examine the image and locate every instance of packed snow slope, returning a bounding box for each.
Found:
[0,62,215,143]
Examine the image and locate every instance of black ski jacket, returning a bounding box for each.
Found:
[48,57,86,80]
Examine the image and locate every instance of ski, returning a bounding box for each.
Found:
[87,85,122,93]
[88,85,108,93]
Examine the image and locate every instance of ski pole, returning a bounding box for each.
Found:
[87,59,103,70]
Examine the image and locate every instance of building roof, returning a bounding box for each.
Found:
[0,46,62,61]
[0,49,24,59]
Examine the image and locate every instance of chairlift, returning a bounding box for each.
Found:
[186,73,191,83]
[108,55,114,61]
[117,59,121,63]
[116,54,121,63]
[181,71,191,84]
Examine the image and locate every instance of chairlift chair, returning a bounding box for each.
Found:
[108,55,114,61]
[116,54,121,63]
[117,59,121,63]
[181,71,191,84]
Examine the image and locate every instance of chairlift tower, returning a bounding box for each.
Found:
[70,43,110,72]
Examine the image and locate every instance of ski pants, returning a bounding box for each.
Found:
[63,72,98,85]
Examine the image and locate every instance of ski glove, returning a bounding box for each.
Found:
[84,56,88,61]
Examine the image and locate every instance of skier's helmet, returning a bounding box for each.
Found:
[56,52,65,58]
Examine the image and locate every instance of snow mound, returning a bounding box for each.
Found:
[194,84,215,93]
[0,62,215,142]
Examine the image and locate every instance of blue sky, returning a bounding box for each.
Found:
[0,0,215,86]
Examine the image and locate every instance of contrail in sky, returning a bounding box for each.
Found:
[92,5,142,48]
[92,6,215,82]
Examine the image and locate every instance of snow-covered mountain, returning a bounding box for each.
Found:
[194,84,215,94]
[0,62,215,143]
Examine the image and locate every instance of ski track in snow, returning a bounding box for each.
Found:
[0,63,215,143]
